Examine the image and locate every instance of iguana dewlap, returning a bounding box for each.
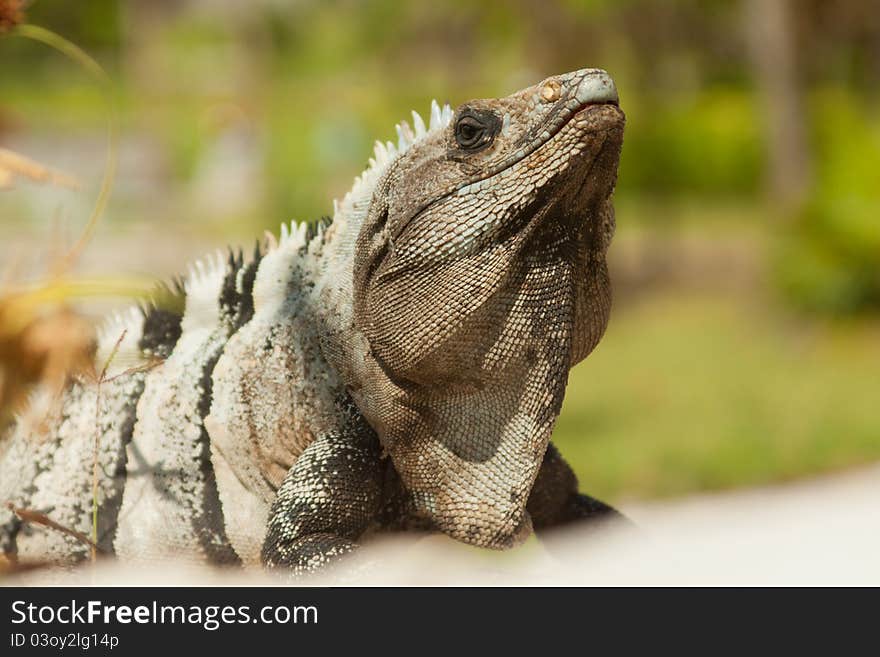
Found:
[0,68,626,574]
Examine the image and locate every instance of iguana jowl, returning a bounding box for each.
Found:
[0,68,625,573]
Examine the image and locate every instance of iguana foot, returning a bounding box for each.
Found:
[260,405,384,577]
[527,443,630,534]
[559,492,628,527]
[262,532,357,574]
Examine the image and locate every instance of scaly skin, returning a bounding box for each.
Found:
[0,68,625,574]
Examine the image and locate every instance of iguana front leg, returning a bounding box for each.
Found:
[261,411,384,574]
[526,443,626,533]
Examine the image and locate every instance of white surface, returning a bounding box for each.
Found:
[6,463,879,586]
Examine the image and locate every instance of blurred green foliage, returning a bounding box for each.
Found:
[619,89,763,198]
[775,90,880,315]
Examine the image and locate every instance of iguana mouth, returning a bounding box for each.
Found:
[574,98,619,117]
[571,100,622,126]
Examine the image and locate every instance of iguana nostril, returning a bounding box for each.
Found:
[541,80,562,103]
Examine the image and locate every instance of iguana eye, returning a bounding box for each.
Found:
[454,110,500,151]
[455,117,484,148]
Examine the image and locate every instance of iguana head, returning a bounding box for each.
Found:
[336,68,624,547]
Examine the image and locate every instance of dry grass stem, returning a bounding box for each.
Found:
[6,502,103,554]
[0,147,80,191]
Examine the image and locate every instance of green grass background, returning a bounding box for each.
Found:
[556,287,880,502]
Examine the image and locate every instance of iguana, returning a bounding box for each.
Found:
[0,67,625,574]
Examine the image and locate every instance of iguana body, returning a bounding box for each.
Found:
[0,68,625,573]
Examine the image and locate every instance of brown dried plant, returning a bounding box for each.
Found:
[0,18,124,425]
[0,147,80,190]
[0,0,26,34]
[0,15,157,570]
[0,298,96,426]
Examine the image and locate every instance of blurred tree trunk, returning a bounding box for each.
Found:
[744,0,812,213]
